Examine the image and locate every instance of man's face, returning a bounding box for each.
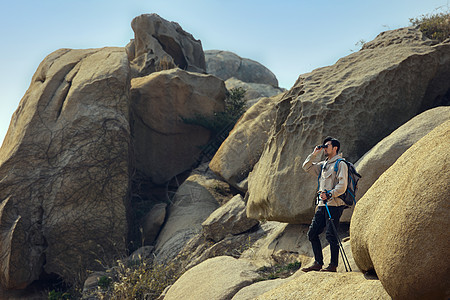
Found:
[323,141,335,157]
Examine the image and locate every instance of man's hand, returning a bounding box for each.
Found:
[313,146,323,155]
[320,191,332,201]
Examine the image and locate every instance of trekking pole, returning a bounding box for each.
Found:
[324,201,352,272]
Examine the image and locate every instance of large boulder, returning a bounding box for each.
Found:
[225,78,285,101]
[130,68,226,184]
[239,222,330,268]
[127,13,206,77]
[0,48,130,289]
[210,93,283,191]
[255,272,390,299]
[355,106,450,200]
[231,278,289,300]
[350,120,450,299]
[142,202,167,245]
[202,194,259,242]
[164,256,260,300]
[340,106,450,222]
[205,50,278,86]
[154,166,221,262]
[247,27,450,223]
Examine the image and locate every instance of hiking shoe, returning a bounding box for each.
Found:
[301,262,323,272]
[320,265,337,272]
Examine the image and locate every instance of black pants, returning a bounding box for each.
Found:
[307,205,345,266]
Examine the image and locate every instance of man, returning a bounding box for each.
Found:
[301,137,348,272]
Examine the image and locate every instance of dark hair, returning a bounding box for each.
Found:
[323,136,340,153]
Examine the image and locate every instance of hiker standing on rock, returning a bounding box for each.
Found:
[301,137,348,272]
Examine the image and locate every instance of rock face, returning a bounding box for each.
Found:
[210,93,283,191]
[239,222,331,268]
[0,48,130,288]
[225,78,285,101]
[202,194,259,242]
[154,166,221,262]
[350,120,450,300]
[142,203,167,245]
[164,256,260,300]
[127,13,206,77]
[246,27,450,223]
[205,50,278,86]
[341,106,450,222]
[232,278,288,300]
[355,106,450,199]
[130,68,227,184]
[255,272,390,299]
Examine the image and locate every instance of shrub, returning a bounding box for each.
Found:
[183,87,246,135]
[93,258,184,299]
[97,275,113,291]
[410,11,450,42]
[155,56,177,71]
[48,289,71,300]
[255,261,301,281]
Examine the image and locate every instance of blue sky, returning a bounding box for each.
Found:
[0,0,448,143]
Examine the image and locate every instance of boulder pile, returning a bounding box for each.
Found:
[245,26,450,223]
[0,12,449,300]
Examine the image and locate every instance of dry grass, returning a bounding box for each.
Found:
[88,258,184,300]
[410,11,450,42]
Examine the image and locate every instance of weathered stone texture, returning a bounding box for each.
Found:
[341,106,450,222]
[202,194,258,242]
[164,256,260,300]
[350,120,450,300]
[205,50,278,86]
[130,68,226,184]
[210,93,283,191]
[0,48,130,288]
[247,27,450,223]
[128,13,206,77]
[255,272,390,299]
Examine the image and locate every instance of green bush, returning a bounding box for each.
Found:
[410,11,450,42]
[183,87,247,137]
[256,261,301,281]
[48,289,71,300]
[97,275,113,290]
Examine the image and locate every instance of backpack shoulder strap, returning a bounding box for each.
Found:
[334,158,345,173]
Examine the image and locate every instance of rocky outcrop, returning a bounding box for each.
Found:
[255,272,390,299]
[142,203,167,245]
[205,50,278,86]
[350,120,450,299]
[232,278,288,300]
[355,106,450,199]
[0,48,130,288]
[202,194,259,242]
[239,222,332,268]
[130,68,227,184]
[341,106,450,222]
[154,165,223,262]
[225,78,285,101]
[127,13,206,77]
[210,93,283,191]
[164,256,260,300]
[246,27,450,223]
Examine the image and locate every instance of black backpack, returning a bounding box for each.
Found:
[318,158,362,206]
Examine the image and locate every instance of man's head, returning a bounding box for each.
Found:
[322,137,340,158]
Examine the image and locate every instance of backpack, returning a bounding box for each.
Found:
[318,158,362,206]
